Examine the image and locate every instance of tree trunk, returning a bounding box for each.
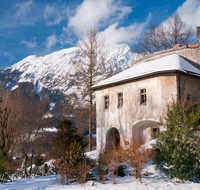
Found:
[29,152,34,175]
[24,154,28,177]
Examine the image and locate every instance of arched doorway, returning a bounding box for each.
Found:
[132,120,158,143]
[106,127,120,150]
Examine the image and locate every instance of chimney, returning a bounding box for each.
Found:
[196,26,200,48]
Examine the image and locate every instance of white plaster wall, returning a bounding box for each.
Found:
[96,74,178,154]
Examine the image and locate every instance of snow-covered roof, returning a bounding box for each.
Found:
[91,54,200,90]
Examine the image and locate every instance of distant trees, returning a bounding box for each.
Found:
[16,85,48,175]
[72,28,110,151]
[0,90,21,173]
[134,12,194,54]
[0,84,48,175]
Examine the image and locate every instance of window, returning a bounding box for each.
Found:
[104,95,109,109]
[118,93,123,107]
[151,128,159,139]
[140,89,147,104]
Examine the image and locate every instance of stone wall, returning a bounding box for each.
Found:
[180,74,200,102]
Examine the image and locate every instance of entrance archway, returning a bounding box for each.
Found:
[106,127,120,150]
[132,120,158,143]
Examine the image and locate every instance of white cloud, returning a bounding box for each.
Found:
[68,0,132,36]
[15,0,32,20]
[43,5,54,19]
[100,14,152,47]
[21,38,37,49]
[176,0,200,29]
[4,52,16,61]
[46,34,57,49]
[43,5,69,26]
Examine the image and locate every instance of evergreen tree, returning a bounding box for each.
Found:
[34,153,44,167]
[154,101,200,181]
[55,141,91,185]
[50,119,88,159]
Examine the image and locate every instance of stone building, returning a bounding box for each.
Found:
[91,27,200,154]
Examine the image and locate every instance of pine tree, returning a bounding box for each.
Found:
[154,101,200,181]
[50,119,88,159]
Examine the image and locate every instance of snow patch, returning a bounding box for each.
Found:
[49,102,55,110]
[11,85,19,91]
[39,127,57,132]
[43,113,53,119]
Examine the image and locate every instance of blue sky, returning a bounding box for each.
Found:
[0,0,200,68]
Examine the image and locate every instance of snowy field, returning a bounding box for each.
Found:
[1,161,200,190]
[0,149,200,190]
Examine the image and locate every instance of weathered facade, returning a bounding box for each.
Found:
[92,27,200,154]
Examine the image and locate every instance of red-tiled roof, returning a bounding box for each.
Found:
[187,44,198,48]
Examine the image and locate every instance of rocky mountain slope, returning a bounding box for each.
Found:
[1,43,140,95]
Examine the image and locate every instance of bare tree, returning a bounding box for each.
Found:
[0,83,48,174]
[0,90,21,167]
[134,24,162,54]
[72,28,110,151]
[134,12,194,54]
[15,84,48,175]
[162,12,194,48]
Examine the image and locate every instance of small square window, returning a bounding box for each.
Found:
[104,95,109,109]
[140,89,146,104]
[118,93,123,107]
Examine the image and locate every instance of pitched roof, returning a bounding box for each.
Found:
[91,54,200,90]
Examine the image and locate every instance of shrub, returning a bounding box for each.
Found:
[97,140,153,183]
[104,149,121,184]
[97,154,108,183]
[120,140,153,183]
[98,148,126,184]
[55,141,92,185]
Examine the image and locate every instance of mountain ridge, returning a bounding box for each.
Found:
[1,43,141,96]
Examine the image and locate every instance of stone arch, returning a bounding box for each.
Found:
[132,120,158,143]
[106,127,120,150]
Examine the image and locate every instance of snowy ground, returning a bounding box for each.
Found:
[1,149,200,190]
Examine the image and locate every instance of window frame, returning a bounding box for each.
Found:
[118,92,123,108]
[104,95,109,109]
[140,88,147,105]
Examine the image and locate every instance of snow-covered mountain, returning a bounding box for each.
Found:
[1,43,140,96]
